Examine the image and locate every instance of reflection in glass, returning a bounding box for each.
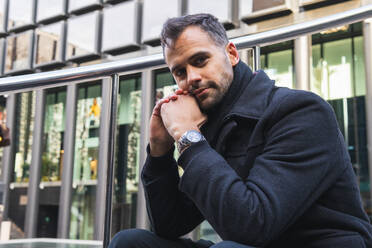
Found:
[8,0,34,30]
[313,39,353,99]
[70,83,101,240]
[69,0,101,13]
[42,89,66,182]
[311,35,371,217]
[35,22,65,67]
[155,70,177,102]
[262,49,294,88]
[111,76,141,235]
[142,0,180,45]
[5,31,33,73]
[187,0,230,24]
[37,0,66,23]
[66,11,100,61]
[13,92,35,183]
[102,1,139,54]
[0,95,6,177]
[0,0,6,33]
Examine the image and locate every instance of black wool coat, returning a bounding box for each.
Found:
[142,61,372,247]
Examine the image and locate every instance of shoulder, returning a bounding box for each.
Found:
[270,87,334,115]
[263,87,339,132]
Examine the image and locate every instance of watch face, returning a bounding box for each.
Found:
[186,130,202,142]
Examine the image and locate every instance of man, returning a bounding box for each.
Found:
[109,14,372,247]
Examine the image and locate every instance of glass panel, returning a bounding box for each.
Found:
[311,36,371,218]
[300,0,328,6]
[253,0,285,11]
[8,0,34,30]
[187,0,229,23]
[5,31,33,73]
[35,22,64,66]
[102,1,137,52]
[354,36,366,96]
[265,49,293,88]
[37,0,65,22]
[69,83,101,240]
[155,70,177,103]
[260,54,266,70]
[142,0,180,44]
[66,12,99,60]
[311,44,322,96]
[111,75,141,235]
[239,0,286,17]
[68,0,100,13]
[9,92,35,235]
[13,92,35,183]
[41,88,66,182]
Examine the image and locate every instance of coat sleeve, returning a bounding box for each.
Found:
[177,91,349,246]
[141,146,204,239]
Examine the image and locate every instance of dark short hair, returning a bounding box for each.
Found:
[160,13,229,49]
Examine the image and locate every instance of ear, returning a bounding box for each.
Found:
[225,42,239,66]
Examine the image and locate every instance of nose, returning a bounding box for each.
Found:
[185,67,202,90]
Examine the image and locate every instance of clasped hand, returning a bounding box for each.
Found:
[149,89,207,157]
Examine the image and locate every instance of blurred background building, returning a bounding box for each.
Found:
[0,0,371,243]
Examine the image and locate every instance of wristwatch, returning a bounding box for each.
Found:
[177,130,205,153]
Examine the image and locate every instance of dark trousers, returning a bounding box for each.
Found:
[108,229,256,248]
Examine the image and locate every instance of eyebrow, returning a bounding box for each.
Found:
[170,51,210,74]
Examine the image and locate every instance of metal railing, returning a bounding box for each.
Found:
[0,4,372,248]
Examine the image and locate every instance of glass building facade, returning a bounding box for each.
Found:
[1,0,372,243]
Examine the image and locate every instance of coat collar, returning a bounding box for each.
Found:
[227,63,276,121]
[201,61,276,150]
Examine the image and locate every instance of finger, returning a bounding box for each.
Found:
[175,89,183,95]
[153,99,167,116]
[169,95,178,101]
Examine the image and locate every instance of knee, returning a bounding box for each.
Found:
[211,241,236,248]
[211,240,255,248]
[109,229,150,248]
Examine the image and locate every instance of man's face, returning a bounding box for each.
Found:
[164,26,239,112]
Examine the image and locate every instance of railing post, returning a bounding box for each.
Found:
[57,84,78,238]
[253,46,261,71]
[98,75,119,247]
[25,89,46,238]
[136,69,154,230]
[2,94,17,221]
[294,35,312,91]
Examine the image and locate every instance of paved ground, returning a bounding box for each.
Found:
[0,239,103,248]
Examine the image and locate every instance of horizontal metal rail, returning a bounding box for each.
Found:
[0,4,372,94]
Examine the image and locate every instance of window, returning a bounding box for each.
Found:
[66,11,101,62]
[187,0,237,28]
[142,0,181,46]
[102,1,140,55]
[311,27,370,216]
[5,30,34,74]
[68,0,101,14]
[111,75,142,235]
[37,0,66,24]
[34,21,65,68]
[8,0,35,31]
[42,88,66,182]
[70,82,102,240]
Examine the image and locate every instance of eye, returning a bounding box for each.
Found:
[193,56,207,67]
[175,68,186,78]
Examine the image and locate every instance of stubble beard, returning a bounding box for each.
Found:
[196,76,233,114]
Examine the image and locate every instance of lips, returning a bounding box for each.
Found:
[192,88,208,98]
